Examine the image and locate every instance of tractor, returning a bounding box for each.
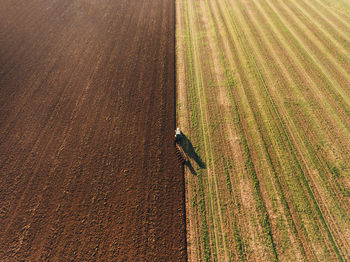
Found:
[175,128,187,164]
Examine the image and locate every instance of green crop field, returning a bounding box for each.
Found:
[176,0,350,260]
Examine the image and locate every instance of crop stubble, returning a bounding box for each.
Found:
[177,0,350,260]
[0,0,186,261]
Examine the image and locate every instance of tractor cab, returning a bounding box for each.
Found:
[175,127,182,142]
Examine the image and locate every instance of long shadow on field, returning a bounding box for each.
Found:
[178,134,206,175]
[185,161,197,175]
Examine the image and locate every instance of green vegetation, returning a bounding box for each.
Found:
[176,0,350,260]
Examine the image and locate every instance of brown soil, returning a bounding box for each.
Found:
[0,0,186,261]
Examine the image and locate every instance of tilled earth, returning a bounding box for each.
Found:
[0,0,186,260]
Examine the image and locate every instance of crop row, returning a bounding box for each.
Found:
[176,0,350,260]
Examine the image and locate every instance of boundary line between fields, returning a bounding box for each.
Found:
[174,0,189,261]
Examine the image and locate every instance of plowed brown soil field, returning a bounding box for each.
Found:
[0,0,186,261]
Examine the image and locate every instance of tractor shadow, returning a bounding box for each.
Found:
[178,133,206,175]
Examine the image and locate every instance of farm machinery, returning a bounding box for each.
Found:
[175,128,188,164]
